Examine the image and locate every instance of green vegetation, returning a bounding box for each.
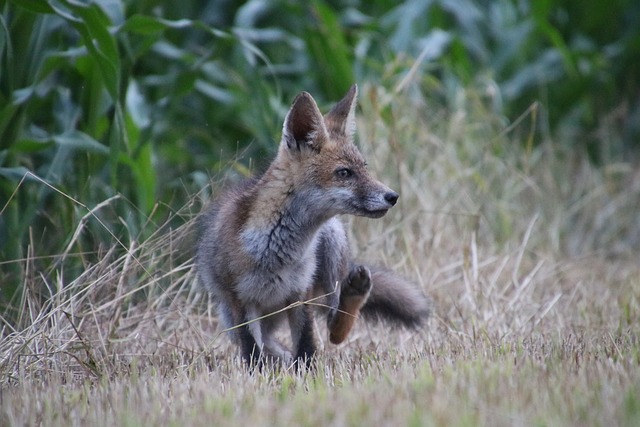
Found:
[1,1,639,425]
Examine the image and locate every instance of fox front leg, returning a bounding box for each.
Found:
[288,303,317,370]
[238,321,261,367]
[328,265,372,344]
[237,307,266,368]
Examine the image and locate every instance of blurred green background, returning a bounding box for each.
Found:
[1,0,639,302]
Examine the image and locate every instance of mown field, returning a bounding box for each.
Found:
[2,85,639,426]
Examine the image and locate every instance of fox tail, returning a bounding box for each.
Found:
[360,267,432,327]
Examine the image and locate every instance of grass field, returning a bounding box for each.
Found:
[2,85,639,426]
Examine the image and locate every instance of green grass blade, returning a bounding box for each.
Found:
[120,15,193,34]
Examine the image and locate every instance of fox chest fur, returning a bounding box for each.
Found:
[236,194,327,310]
[206,170,346,314]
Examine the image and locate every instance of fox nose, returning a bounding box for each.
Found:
[384,191,399,206]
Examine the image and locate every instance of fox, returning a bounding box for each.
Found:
[196,84,431,369]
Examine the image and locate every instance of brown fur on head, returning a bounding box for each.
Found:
[274,84,396,219]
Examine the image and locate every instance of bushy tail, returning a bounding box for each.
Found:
[360,267,432,327]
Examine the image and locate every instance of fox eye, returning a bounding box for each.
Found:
[335,168,353,178]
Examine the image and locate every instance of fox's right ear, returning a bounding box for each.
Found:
[324,84,357,139]
[281,92,329,152]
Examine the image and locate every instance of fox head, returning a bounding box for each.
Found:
[276,85,399,219]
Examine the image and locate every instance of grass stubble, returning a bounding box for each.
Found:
[1,84,639,426]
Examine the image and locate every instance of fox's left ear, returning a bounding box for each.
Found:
[282,91,329,152]
[324,84,358,139]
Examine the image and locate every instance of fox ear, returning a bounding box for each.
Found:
[282,92,328,152]
[324,84,358,139]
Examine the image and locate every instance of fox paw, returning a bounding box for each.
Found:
[342,265,372,297]
[329,266,372,345]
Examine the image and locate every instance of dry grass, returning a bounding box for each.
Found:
[2,84,640,426]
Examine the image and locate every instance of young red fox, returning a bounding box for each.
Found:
[196,85,430,368]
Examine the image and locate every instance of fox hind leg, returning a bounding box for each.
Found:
[328,265,372,345]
